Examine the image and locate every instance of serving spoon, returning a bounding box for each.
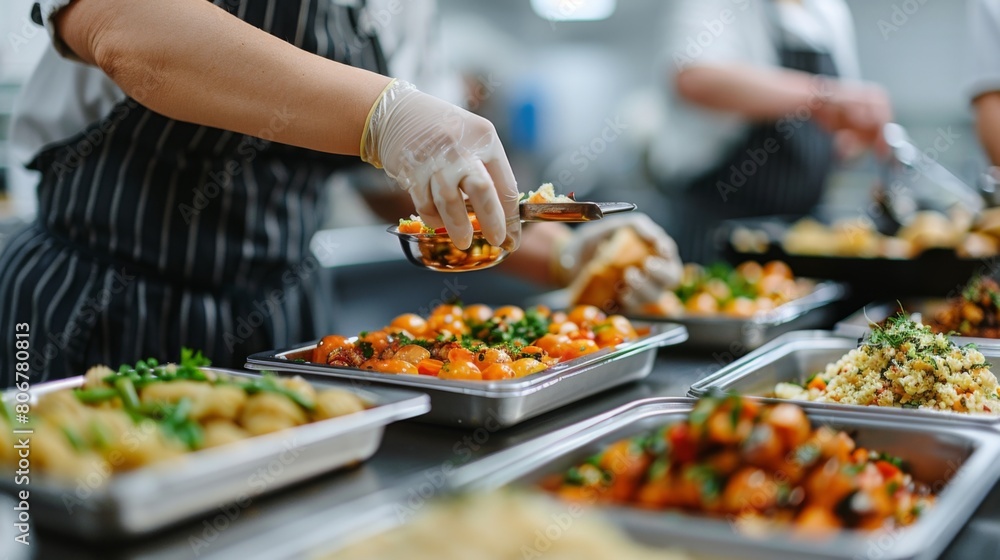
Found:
[389,200,638,272]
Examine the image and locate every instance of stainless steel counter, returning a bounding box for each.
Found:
[15,352,1000,560]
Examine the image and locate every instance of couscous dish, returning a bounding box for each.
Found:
[775,315,1000,414]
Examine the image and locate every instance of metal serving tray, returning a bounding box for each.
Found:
[689,331,1000,428]
[451,397,1000,560]
[630,280,847,350]
[835,299,1000,349]
[245,323,688,428]
[529,282,846,351]
[0,368,429,540]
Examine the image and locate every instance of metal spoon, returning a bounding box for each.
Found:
[518,201,637,222]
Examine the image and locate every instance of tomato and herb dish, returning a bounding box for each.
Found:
[311,304,642,381]
[640,261,815,319]
[540,395,935,534]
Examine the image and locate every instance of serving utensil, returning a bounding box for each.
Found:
[518,201,636,222]
[391,200,638,272]
[871,123,982,235]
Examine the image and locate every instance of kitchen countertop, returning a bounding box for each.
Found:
[14,350,1000,560]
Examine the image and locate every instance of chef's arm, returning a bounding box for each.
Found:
[55,0,390,156]
[676,64,826,121]
[55,0,521,250]
[974,93,1000,166]
[676,64,892,144]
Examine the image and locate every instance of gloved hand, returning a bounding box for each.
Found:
[362,80,520,250]
[814,79,893,153]
[555,214,683,312]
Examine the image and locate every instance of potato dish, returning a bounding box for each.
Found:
[640,260,813,319]
[541,395,935,533]
[775,315,1000,414]
[930,276,1000,338]
[312,304,640,381]
[0,350,366,481]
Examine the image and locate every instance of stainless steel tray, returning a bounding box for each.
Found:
[689,331,1000,428]
[0,368,430,540]
[835,299,1000,349]
[530,282,846,350]
[450,397,1000,560]
[630,281,847,350]
[245,322,688,428]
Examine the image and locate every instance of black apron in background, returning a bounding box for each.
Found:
[667,42,839,263]
[0,0,388,386]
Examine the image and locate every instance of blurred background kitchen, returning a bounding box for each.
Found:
[0,0,982,331]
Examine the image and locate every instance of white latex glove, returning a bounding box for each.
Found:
[557,214,683,310]
[362,80,520,250]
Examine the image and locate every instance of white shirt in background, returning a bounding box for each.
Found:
[968,0,1000,101]
[647,0,861,188]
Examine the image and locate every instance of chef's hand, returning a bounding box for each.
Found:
[362,80,520,250]
[814,80,893,154]
[555,214,683,311]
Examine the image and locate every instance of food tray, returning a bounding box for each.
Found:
[835,299,1000,350]
[721,215,988,298]
[245,322,688,428]
[688,331,1000,428]
[628,280,847,351]
[0,368,430,540]
[451,397,1000,560]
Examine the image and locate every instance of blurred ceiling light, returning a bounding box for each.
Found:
[530,0,616,22]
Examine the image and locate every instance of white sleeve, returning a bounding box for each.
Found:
[968,0,1000,101]
[660,0,778,73]
[33,0,83,61]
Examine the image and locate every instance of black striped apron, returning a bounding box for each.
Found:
[0,0,388,386]
[666,44,839,263]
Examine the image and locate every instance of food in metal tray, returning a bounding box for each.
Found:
[739,207,1000,259]
[775,315,1000,414]
[312,304,641,381]
[639,260,813,319]
[540,394,935,534]
[0,350,366,481]
[928,276,1000,338]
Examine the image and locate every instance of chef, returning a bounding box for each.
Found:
[647,0,893,261]
[0,0,681,385]
[969,0,1000,167]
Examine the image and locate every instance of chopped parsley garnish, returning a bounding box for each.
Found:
[357,341,375,359]
[395,332,433,349]
[866,313,954,358]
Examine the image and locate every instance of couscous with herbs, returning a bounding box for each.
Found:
[775,315,1000,414]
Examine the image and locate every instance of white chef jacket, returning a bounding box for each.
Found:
[968,0,1000,101]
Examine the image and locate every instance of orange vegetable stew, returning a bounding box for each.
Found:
[311,305,642,381]
[540,395,935,534]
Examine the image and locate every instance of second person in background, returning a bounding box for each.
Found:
[647,0,893,262]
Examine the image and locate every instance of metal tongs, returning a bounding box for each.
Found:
[872,123,983,234]
[519,201,636,222]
